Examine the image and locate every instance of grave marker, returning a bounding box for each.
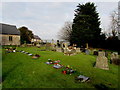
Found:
[95,52,109,70]
[110,52,120,65]
[56,48,62,52]
[76,48,81,53]
[85,49,90,55]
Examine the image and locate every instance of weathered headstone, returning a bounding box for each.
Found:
[86,43,89,49]
[111,52,119,60]
[63,48,67,53]
[51,39,55,48]
[76,48,81,53]
[110,52,120,65]
[36,43,40,48]
[64,42,68,49]
[85,49,90,55]
[45,43,51,50]
[56,48,62,52]
[95,52,109,70]
[64,46,76,56]
[105,51,108,57]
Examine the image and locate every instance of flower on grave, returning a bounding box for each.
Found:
[67,65,70,68]
[62,70,67,74]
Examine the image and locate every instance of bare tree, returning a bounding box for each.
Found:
[58,21,72,41]
[110,10,119,37]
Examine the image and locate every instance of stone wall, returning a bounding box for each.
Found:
[0,34,20,45]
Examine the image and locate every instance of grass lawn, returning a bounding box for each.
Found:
[2,46,119,88]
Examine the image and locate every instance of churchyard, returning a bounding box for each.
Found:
[1,44,120,89]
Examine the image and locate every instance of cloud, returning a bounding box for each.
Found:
[1,0,120,2]
[1,2,118,40]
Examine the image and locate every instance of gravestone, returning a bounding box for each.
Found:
[51,40,56,51]
[63,48,67,54]
[86,43,88,49]
[51,39,55,48]
[110,52,120,65]
[105,51,108,57]
[64,42,68,49]
[56,48,62,52]
[36,43,40,48]
[95,52,109,70]
[45,43,51,50]
[111,52,119,60]
[85,49,90,55]
[64,46,76,56]
[61,42,66,49]
[76,48,81,53]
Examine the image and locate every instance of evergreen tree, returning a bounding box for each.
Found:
[70,2,102,47]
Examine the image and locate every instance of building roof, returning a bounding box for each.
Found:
[0,23,20,35]
[33,35,41,40]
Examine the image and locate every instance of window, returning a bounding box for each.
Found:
[9,36,12,41]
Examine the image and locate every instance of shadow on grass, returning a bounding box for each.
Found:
[93,62,96,67]
[94,83,109,90]
[2,63,21,82]
[0,77,2,83]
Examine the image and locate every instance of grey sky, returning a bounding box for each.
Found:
[0,2,118,40]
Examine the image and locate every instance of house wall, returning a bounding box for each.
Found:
[31,39,42,43]
[0,34,20,45]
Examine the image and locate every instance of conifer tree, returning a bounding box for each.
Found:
[70,2,102,47]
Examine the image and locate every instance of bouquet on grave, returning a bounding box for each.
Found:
[32,54,40,59]
[45,59,54,64]
[62,65,76,75]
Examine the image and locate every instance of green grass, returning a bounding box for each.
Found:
[2,47,119,88]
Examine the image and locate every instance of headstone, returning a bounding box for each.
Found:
[76,48,81,53]
[85,49,90,55]
[56,48,62,52]
[21,44,25,47]
[45,43,51,50]
[64,42,68,49]
[61,43,65,48]
[105,51,108,57]
[51,39,55,48]
[64,47,76,56]
[36,43,40,48]
[110,52,120,65]
[63,48,67,53]
[111,52,119,60]
[86,43,88,49]
[95,52,109,70]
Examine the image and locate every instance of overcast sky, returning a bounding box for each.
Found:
[0,1,118,40]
